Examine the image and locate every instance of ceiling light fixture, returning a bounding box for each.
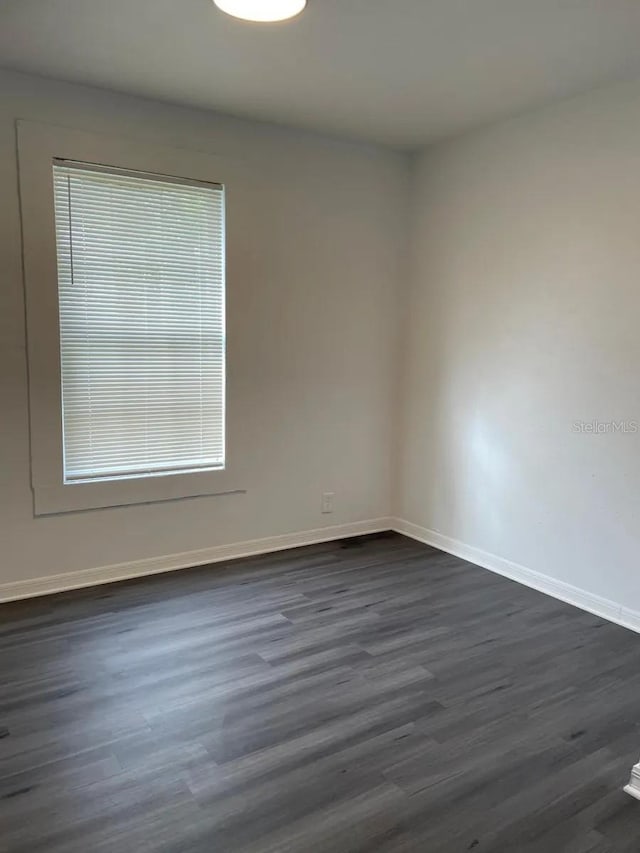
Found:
[213,0,307,23]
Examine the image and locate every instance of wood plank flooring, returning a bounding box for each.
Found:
[1,532,639,852]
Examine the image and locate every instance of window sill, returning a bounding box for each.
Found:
[33,468,245,515]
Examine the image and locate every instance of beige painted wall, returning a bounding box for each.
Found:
[0,69,408,586]
[399,80,640,612]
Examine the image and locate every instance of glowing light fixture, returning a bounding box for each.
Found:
[213,0,307,23]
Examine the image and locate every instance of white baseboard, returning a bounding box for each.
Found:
[0,517,394,603]
[391,518,640,635]
[625,763,640,800]
[5,515,640,639]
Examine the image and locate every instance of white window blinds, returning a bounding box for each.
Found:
[53,161,225,483]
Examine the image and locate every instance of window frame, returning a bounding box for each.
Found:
[18,120,244,515]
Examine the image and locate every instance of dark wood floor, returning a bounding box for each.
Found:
[1,533,639,852]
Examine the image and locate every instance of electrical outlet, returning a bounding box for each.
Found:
[321,492,335,514]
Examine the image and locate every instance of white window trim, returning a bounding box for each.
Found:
[17,120,245,515]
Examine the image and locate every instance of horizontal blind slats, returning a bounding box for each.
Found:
[54,162,225,482]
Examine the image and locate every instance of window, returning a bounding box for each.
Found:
[52,161,225,484]
[18,121,240,514]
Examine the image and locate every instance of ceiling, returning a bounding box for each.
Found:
[1,0,640,148]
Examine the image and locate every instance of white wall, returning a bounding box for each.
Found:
[4,66,639,616]
[0,69,407,588]
[399,80,640,615]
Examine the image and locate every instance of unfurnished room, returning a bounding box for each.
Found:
[1,1,640,851]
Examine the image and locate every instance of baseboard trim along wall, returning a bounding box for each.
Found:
[392,518,640,635]
[624,762,640,801]
[0,517,394,602]
[3,516,639,638]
